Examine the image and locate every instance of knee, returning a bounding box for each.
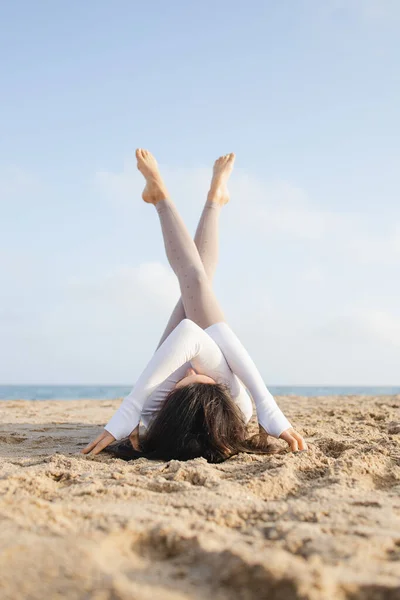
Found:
[186,266,208,288]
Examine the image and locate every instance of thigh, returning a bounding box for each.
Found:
[181,268,225,329]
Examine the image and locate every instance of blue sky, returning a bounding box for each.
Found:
[1,0,399,385]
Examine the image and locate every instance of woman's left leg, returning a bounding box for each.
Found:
[156,155,234,348]
[136,149,230,330]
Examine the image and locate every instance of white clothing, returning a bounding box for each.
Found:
[140,363,253,431]
[104,319,291,441]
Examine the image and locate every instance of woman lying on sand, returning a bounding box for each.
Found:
[82,150,307,462]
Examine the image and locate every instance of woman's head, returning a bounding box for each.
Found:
[140,382,249,463]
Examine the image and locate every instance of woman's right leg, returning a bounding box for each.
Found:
[136,149,231,330]
[156,155,234,348]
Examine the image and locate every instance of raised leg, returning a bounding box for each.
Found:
[136,149,229,330]
[156,154,235,348]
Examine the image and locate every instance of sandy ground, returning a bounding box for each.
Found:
[0,395,399,600]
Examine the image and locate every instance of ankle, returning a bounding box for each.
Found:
[207,190,228,206]
[205,196,222,208]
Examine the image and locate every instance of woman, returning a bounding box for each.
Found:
[82,150,307,462]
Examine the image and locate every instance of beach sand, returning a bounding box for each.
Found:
[0,395,399,600]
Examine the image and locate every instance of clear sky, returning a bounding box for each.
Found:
[1,0,399,385]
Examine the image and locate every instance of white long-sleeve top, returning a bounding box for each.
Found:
[104,319,291,440]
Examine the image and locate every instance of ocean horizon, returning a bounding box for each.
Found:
[1,385,399,401]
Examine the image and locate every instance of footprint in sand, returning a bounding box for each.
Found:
[0,434,26,444]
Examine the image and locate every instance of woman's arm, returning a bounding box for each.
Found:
[104,319,208,441]
[82,318,244,455]
[205,322,292,438]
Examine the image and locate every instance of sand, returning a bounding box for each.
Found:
[0,395,399,600]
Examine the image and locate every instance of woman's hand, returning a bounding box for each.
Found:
[279,427,308,452]
[81,425,140,456]
[81,430,116,456]
[259,425,308,452]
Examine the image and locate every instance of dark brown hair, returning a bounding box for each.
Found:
[127,382,278,463]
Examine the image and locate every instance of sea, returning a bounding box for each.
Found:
[0,385,399,401]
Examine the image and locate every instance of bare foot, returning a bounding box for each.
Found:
[207,153,235,205]
[136,148,170,204]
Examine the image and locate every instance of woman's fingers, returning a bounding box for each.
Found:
[279,428,308,452]
[90,432,115,455]
[289,434,299,452]
[81,432,106,454]
[81,431,115,455]
[279,429,296,451]
[291,429,308,451]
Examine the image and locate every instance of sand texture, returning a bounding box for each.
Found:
[0,395,399,600]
